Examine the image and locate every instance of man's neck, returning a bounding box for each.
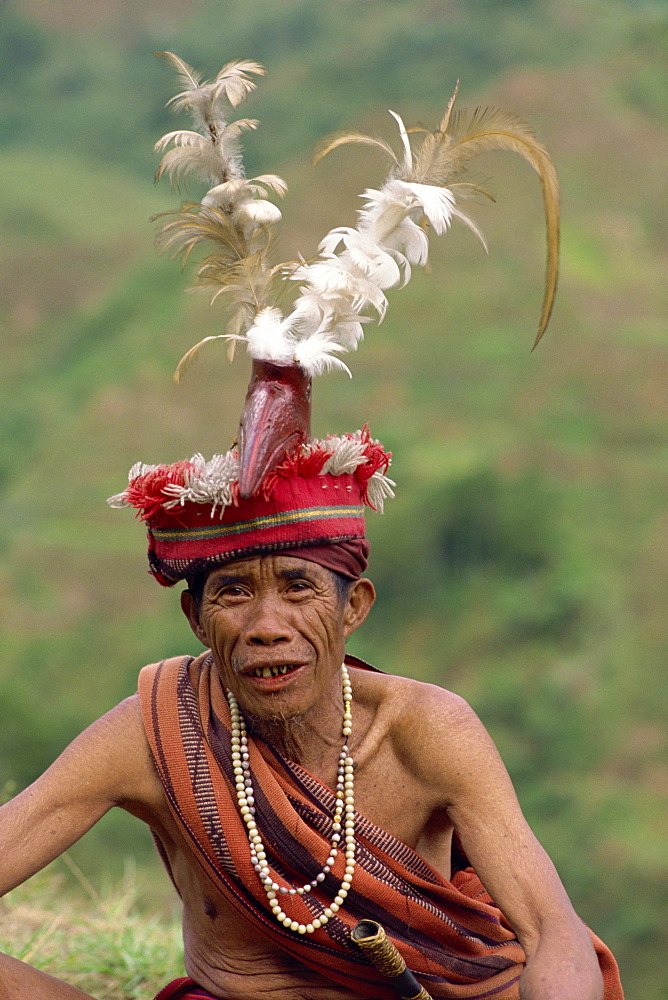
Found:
[246,707,345,775]
[241,673,348,783]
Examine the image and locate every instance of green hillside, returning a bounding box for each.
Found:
[1,1,666,996]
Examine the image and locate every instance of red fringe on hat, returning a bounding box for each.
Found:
[124,461,197,521]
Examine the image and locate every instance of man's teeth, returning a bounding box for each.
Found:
[252,665,295,678]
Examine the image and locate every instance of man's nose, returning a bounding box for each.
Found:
[244,597,292,645]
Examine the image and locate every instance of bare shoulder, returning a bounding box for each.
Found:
[88,694,163,807]
[353,667,473,731]
[351,668,504,801]
[43,693,161,811]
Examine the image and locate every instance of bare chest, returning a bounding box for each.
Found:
[162,827,369,1000]
[134,681,454,995]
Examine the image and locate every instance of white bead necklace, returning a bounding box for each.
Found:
[226,663,356,935]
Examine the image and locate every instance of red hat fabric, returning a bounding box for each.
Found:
[277,539,370,580]
[109,429,392,586]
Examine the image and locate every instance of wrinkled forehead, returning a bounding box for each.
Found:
[207,552,331,584]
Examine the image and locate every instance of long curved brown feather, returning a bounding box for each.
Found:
[314,99,560,347]
[173,336,227,384]
[312,132,398,168]
[415,105,559,346]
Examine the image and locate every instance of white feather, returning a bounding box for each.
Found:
[346,246,401,290]
[213,59,265,109]
[357,184,414,244]
[251,173,289,198]
[156,136,220,186]
[320,228,402,290]
[329,317,367,351]
[156,54,490,383]
[236,200,282,228]
[388,110,412,172]
[401,181,456,235]
[382,218,429,267]
[285,294,326,338]
[294,260,388,319]
[245,306,294,361]
[154,130,204,153]
[201,178,247,209]
[290,293,370,351]
[293,333,352,377]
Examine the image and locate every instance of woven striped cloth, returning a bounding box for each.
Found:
[139,652,623,1000]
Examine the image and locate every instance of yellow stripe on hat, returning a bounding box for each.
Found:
[151,505,364,542]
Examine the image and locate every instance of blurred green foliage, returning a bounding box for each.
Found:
[0,0,666,996]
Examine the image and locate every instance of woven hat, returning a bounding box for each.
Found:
[109,427,392,586]
[109,54,558,584]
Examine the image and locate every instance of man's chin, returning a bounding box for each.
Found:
[248,706,304,727]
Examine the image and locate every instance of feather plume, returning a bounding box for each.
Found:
[400,181,455,235]
[291,260,388,321]
[236,200,282,230]
[319,228,403,289]
[314,95,560,348]
[288,295,370,352]
[152,54,287,381]
[188,252,281,371]
[153,56,559,381]
[248,174,289,198]
[155,52,203,95]
[154,130,203,154]
[213,59,266,109]
[155,119,259,188]
[407,100,559,344]
[157,52,264,134]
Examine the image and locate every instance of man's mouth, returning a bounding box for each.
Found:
[249,664,298,678]
[235,662,309,702]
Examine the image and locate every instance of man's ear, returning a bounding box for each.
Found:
[342,577,375,638]
[180,590,210,647]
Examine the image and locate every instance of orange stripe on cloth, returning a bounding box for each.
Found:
[139,653,623,1000]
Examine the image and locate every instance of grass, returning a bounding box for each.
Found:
[0,856,184,1000]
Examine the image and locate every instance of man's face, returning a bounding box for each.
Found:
[181,554,373,724]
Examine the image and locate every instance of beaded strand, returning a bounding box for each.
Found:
[227,664,356,935]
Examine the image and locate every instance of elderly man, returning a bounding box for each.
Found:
[0,421,622,1000]
[0,51,623,1000]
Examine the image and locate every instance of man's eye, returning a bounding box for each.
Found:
[286,580,311,595]
[220,586,247,599]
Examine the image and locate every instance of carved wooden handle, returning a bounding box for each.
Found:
[351,920,432,1000]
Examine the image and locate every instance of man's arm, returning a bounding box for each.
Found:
[395,683,603,1000]
[0,694,157,896]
